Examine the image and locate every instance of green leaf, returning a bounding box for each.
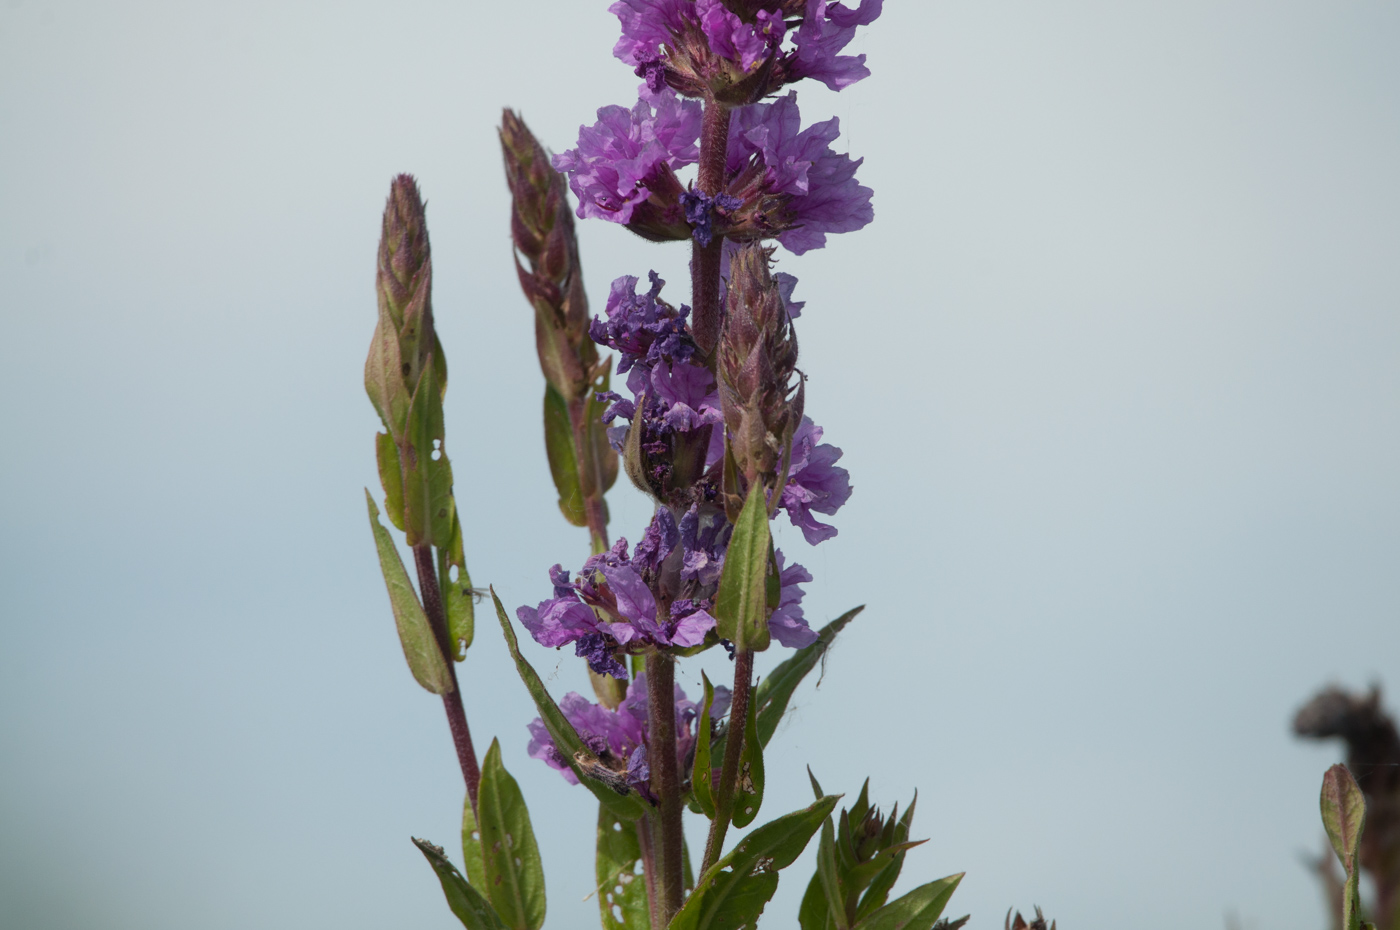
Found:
[799,872,834,930]
[402,357,456,549]
[365,490,451,694]
[692,672,717,819]
[672,796,839,930]
[1321,764,1368,930]
[852,874,963,930]
[491,589,649,821]
[365,302,410,439]
[478,739,546,930]
[413,837,509,930]
[461,793,486,891]
[754,607,862,747]
[731,690,765,828]
[375,430,406,531]
[587,362,619,495]
[596,804,652,930]
[543,384,587,527]
[714,481,772,652]
[438,517,474,659]
[855,795,916,921]
[817,818,851,930]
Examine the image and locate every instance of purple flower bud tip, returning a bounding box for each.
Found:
[679,189,742,247]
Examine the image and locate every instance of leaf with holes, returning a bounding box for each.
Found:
[375,430,406,531]
[672,796,838,930]
[596,804,652,930]
[543,384,587,526]
[438,516,474,658]
[365,490,451,694]
[477,740,545,930]
[461,793,486,891]
[491,589,649,821]
[402,357,455,549]
[731,689,765,828]
[414,837,508,930]
[851,874,963,930]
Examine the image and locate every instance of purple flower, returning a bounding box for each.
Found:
[516,517,717,676]
[610,0,695,68]
[780,416,853,544]
[790,0,884,91]
[769,550,820,648]
[697,0,784,72]
[679,189,742,246]
[727,92,873,254]
[553,87,701,225]
[527,674,732,795]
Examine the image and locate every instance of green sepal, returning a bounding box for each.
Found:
[461,793,487,891]
[691,672,718,819]
[671,795,839,930]
[1321,764,1368,930]
[413,838,509,930]
[543,384,587,527]
[402,356,456,549]
[851,874,962,930]
[438,516,474,659]
[491,589,649,821]
[731,689,765,828]
[365,490,451,694]
[714,481,771,652]
[376,431,406,531]
[477,739,546,930]
[596,805,652,930]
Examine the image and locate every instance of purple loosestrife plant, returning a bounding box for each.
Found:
[367,5,972,930]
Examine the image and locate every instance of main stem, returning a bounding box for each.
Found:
[646,651,684,925]
[699,649,754,875]
[690,99,732,363]
[413,545,482,814]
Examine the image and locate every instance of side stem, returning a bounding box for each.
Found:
[690,100,733,362]
[699,649,753,875]
[646,651,685,925]
[413,544,482,814]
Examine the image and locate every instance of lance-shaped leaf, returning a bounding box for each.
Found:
[731,691,765,828]
[852,874,963,930]
[461,792,487,891]
[365,490,451,694]
[438,516,474,659]
[691,672,718,819]
[375,430,406,531]
[596,805,652,930]
[855,795,917,921]
[414,838,509,930]
[586,361,620,497]
[715,481,772,652]
[543,384,587,526]
[672,796,839,930]
[477,740,546,930]
[402,358,456,549]
[753,607,862,748]
[365,299,411,441]
[816,818,851,930]
[1321,764,1368,930]
[491,589,649,821]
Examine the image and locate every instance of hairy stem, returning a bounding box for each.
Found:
[413,544,482,814]
[567,395,610,554]
[646,651,684,925]
[700,648,753,875]
[690,100,733,361]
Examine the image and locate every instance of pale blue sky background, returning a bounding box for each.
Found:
[1,2,1397,928]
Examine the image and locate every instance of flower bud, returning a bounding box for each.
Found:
[366,174,441,441]
[501,109,598,401]
[718,243,803,492]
